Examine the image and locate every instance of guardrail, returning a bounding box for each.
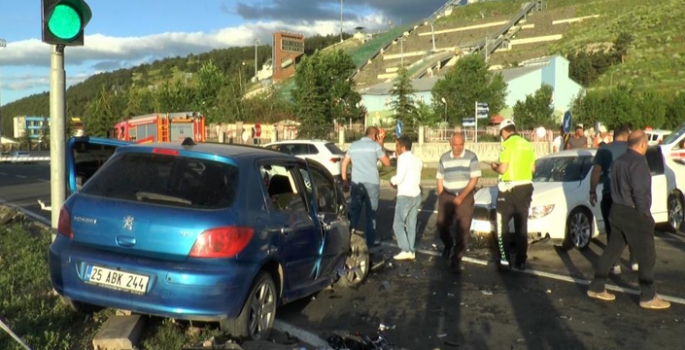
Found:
[0,156,51,163]
[461,0,541,55]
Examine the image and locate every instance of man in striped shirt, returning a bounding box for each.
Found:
[436,133,481,273]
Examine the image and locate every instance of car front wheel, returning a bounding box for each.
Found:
[221,272,277,340]
[668,194,684,232]
[563,208,593,250]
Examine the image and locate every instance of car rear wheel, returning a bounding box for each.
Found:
[668,194,684,232]
[220,272,277,340]
[563,208,592,250]
[336,233,369,288]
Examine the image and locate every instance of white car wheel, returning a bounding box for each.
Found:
[564,209,592,250]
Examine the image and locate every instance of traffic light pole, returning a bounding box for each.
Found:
[49,44,66,229]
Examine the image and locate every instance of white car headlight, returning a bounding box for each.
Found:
[529,204,555,219]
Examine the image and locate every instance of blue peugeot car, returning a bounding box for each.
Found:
[49,137,369,339]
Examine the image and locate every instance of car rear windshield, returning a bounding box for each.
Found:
[325,143,345,155]
[81,153,239,209]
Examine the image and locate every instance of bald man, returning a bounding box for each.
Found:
[436,133,481,273]
[587,130,670,309]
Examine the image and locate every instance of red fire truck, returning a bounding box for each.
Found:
[114,112,206,143]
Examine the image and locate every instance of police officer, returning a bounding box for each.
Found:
[491,119,536,270]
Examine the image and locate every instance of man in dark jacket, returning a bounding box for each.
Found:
[587,130,670,309]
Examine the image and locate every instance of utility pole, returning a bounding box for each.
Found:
[0,38,5,140]
[253,38,260,80]
[399,37,406,68]
[441,97,447,141]
[50,44,66,228]
[340,0,344,43]
[429,22,436,52]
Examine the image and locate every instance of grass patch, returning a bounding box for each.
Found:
[348,23,416,68]
[0,218,111,350]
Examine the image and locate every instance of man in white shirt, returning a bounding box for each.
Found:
[389,136,423,261]
[552,126,565,153]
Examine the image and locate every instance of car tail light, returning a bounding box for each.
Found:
[189,227,254,258]
[58,206,73,239]
[152,148,179,156]
[330,157,341,163]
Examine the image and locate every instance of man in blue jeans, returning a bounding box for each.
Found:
[389,136,423,261]
[341,127,391,248]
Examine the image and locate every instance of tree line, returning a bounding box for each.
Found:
[0,33,346,138]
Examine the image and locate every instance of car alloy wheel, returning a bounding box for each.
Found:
[247,278,276,339]
[567,209,592,250]
[668,194,684,232]
[336,233,369,287]
[221,272,277,340]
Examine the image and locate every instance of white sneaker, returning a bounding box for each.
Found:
[631,262,639,271]
[610,265,622,275]
[393,251,416,261]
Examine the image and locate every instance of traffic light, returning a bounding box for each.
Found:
[42,0,92,46]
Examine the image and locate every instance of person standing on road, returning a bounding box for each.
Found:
[552,126,565,153]
[587,130,670,310]
[436,133,481,273]
[390,136,423,261]
[341,127,391,248]
[566,125,588,149]
[589,124,636,274]
[491,119,536,271]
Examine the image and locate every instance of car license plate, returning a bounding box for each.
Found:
[85,265,149,295]
[471,220,493,233]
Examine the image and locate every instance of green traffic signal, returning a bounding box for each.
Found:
[47,4,82,40]
[42,0,92,46]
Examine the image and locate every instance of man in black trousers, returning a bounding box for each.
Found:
[587,129,670,309]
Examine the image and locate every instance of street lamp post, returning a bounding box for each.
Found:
[253,38,260,81]
[399,37,406,67]
[441,97,447,141]
[0,38,5,140]
[340,0,344,43]
[429,22,436,52]
[610,70,617,90]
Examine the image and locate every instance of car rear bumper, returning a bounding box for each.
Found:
[49,238,258,321]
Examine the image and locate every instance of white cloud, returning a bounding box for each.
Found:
[0,16,389,103]
[1,17,389,69]
[3,73,90,91]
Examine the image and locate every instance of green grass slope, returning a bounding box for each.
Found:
[426,0,685,94]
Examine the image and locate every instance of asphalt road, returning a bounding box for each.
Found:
[276,187,685,350]
[0,162,51,221]
[3,166,685,349]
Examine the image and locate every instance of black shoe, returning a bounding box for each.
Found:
[450,261,465,274]
[442,246,452,260]
[514,262,527,271]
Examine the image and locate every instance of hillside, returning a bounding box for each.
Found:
[548,0,685,93]
[352,0,683,94]
[0,34,345,136]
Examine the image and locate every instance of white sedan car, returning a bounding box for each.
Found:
[264,140,348,181]
[470,147,674,250]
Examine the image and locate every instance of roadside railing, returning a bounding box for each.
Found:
[0,156,50,163]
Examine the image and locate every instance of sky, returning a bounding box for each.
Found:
[0,0,448,106]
